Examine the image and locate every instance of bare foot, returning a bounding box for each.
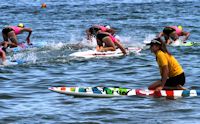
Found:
[176,85,187,90]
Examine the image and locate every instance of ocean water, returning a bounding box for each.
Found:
[0,0,200,123]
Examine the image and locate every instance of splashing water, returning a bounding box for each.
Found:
[143,34,156,44]
[12,52,37,64]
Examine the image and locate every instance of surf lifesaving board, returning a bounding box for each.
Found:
[6,42,46,53]
[69,47,141,58]
[170,41,200,47]
[48,86,200,98]
[145,40,200,47]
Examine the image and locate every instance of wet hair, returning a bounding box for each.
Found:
[163,27,175,35]
[89,27,100,36]
[152,37,171,55]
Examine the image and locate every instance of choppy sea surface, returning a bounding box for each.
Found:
[0,0,200,123]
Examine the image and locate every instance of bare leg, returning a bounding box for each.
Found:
[163,86,178,90]
[163,85,187,90]
[2,41,9,48]
[7,31,18,47]
[2,33,8,41]
[148,80,162,90]
[0,50,6,62]
[176,85,187,90]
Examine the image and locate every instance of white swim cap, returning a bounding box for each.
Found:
[105,25,111,29]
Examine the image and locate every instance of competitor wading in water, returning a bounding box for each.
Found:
[158,26,190,45]
[147,38,186,91]
[1,23,32,52]
[0,47,6,65]
[88,27,127,55]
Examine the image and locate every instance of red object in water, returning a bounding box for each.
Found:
[41,3,47,8]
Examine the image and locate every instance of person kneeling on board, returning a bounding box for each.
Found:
[157,26,190,45]
[1,23,32,52]
[147,38,186,91]
[88,27,127,55]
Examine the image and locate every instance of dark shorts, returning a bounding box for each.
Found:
[2,27,13,36]
[163,27,175,35]
[165,72,185,87]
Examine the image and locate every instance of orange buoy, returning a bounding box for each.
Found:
[41,3,47,8]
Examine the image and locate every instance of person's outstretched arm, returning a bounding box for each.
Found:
[114,40,127,55]
[182,31,190,42]
[157,32,164,38]
[21,28,32,44]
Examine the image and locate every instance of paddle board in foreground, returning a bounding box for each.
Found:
[69,47,141,58]
[49,86,200,98]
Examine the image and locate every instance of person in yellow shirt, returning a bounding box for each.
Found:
[147,37,186,91]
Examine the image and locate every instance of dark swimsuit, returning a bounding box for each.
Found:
[96,33,109,41]
[1,27,15,52]
[163,27,175,35]
[89,27,100,35]
[164,72,185,87]
[2,27,13,36]
[96,33,110,47]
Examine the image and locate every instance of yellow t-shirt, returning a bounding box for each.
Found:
[156,50,183,77]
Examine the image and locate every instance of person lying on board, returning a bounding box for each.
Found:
[1,23,32,52]
[88,27,127,55]
[157,26,190,45]
[86,25,116,41]
[0,47,6,65]
[146,38,186,91]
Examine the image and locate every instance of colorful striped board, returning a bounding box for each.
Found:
[48,86,200,98]
[69,47,141,58]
